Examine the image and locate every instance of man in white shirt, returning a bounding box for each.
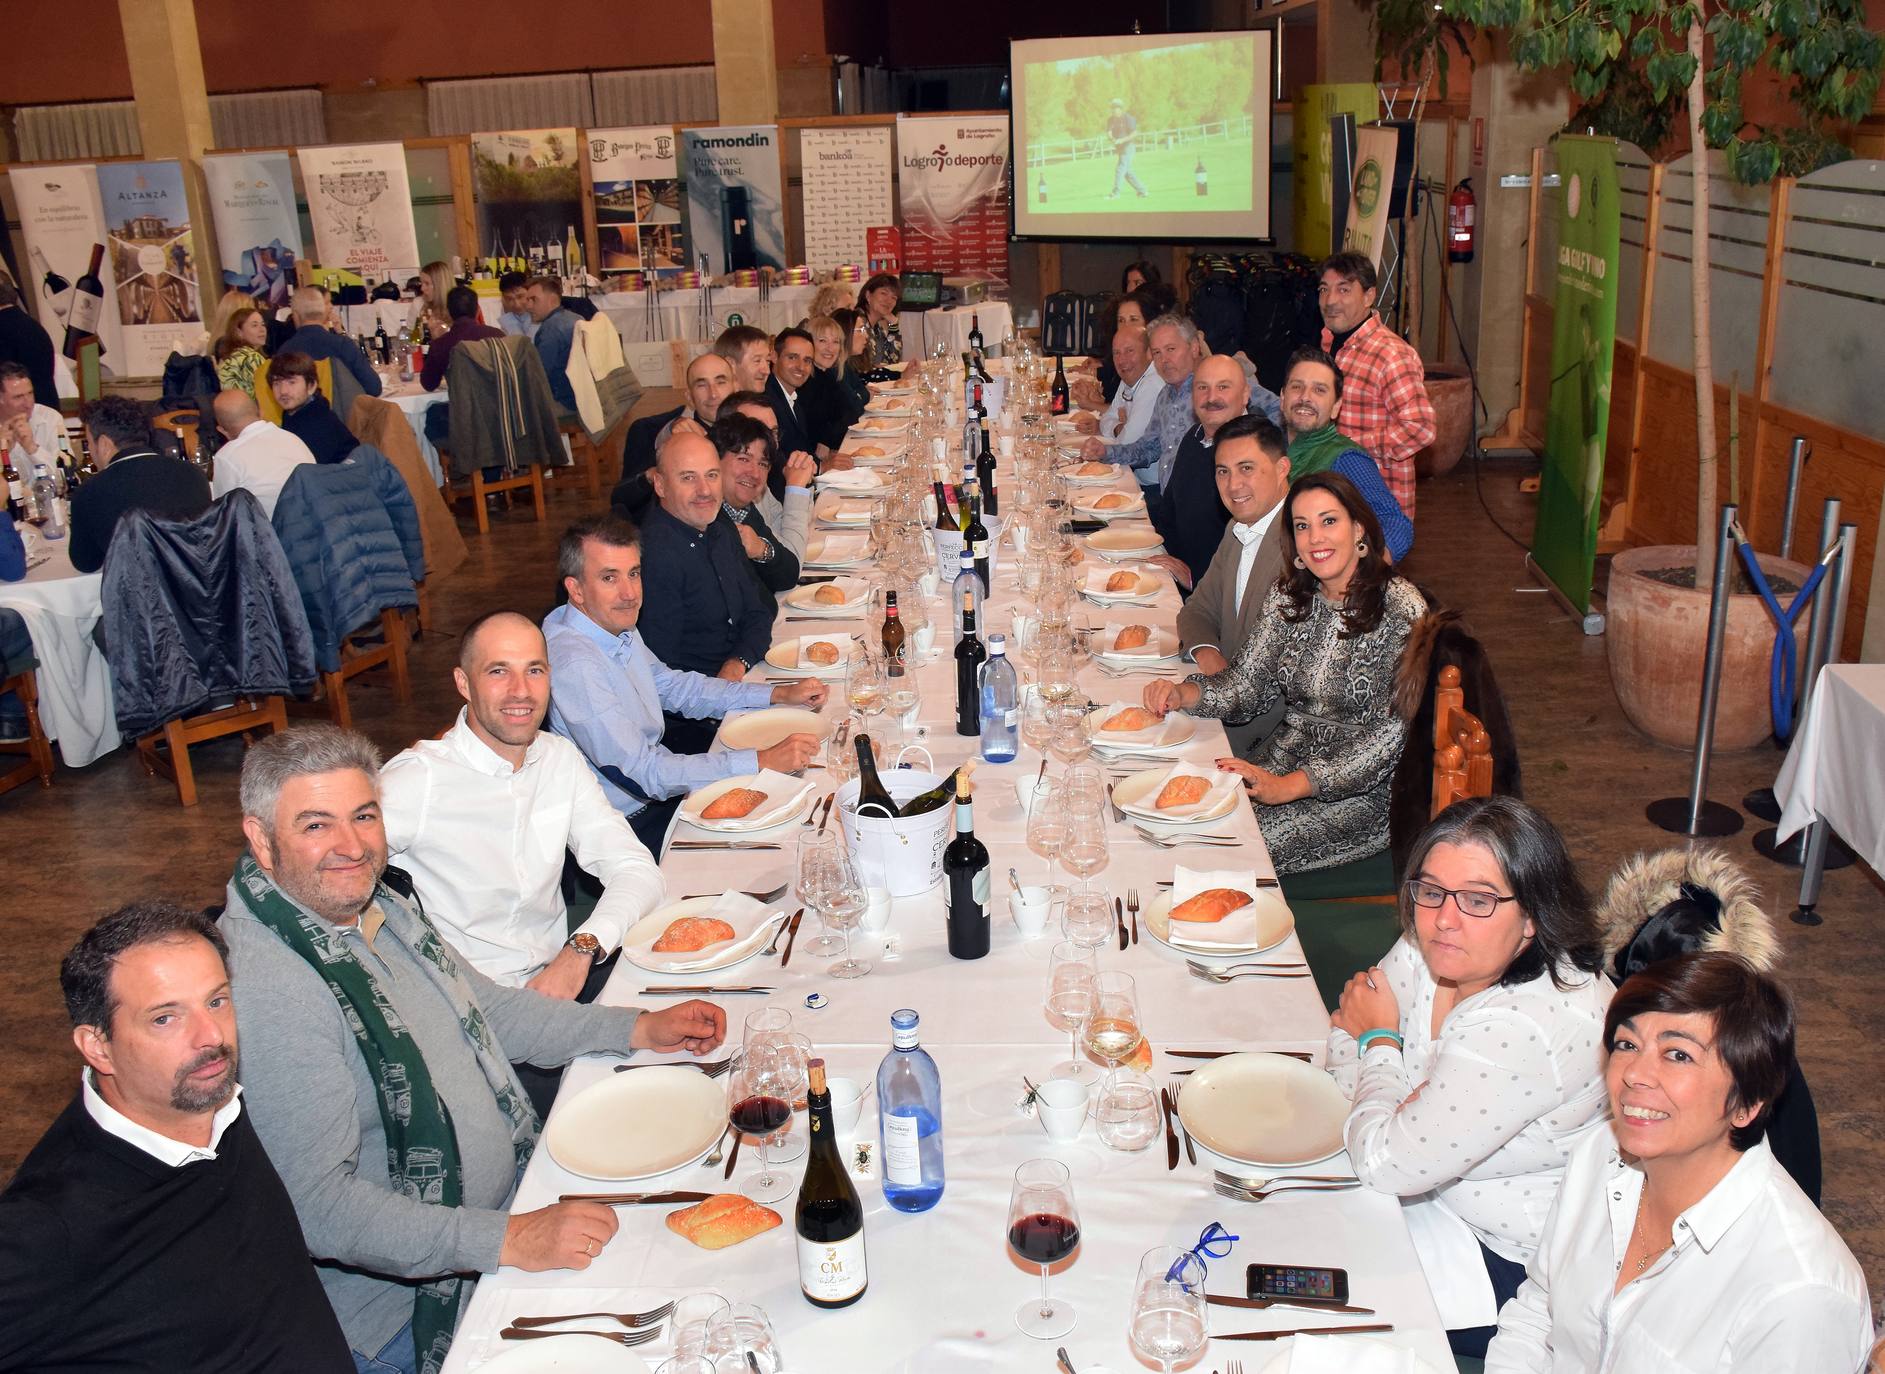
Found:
[208,390,314,519]
[0,360,65,478]
[728,394,815,560]
[1077,325,1164,461]
[379,611,666,1107]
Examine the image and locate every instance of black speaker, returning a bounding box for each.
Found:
[1371,119,1420,221]
[1329,114,1357,252]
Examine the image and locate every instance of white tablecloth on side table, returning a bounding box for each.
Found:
[597,284,822,347]
[1774,664,1885,872]
[900,302,1014,361]
[373,380,450,486]
[0,540,117,767]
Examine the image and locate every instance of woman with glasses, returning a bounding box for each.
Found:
[1327,796,1613,1359]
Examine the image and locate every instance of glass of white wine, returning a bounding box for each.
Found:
[846,648,888,725]
[1081,970,1144,1071]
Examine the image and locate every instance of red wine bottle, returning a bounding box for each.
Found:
[1050,355,1070,415]
[63,244,106,360]
[796,1059,868,1308]
[943,774,991,960]
[954,591,986,737]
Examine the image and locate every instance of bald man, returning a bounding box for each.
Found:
[1148,352,1283,590]
[1078,324,1163,459]
[660,352,738,450]
[209,389,316,519]
[278,284,382,399]
[379,609,669,1112]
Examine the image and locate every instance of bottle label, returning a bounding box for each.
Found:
[971,540,988,561]
[69,290,102,334]
[972,864,991,907]
[882,1113,923,1185]
[797,1230,868,1303]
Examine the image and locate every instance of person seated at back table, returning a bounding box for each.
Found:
[213,306,271,400]
[68,396,211,574]
[208,389,314,520]
[1075,323,1163,460]
[725,390,817,560]
[522,275,581,422]
[0,279,57,409]
[637,432,778,753]
[496,271,534,339]
[713,412,800,595]
[1143,473,1425,873]
[278,285,382,401]
[220,724,726,1374]
[1278,346,1413,561]
[419,284,502,447]
[1326,796,1613,1357]
[1,359,67,483]
[1485,952,1874,1373]
[806,312,868,449]
[268,351,359,465]
[857,273,902,368]
[0,901,354,1373]
[545,513,825,854]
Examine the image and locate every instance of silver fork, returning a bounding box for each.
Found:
[500,1326,663,1346]
[615,1057,733,1078]
[1228,1360,1245,1374]
[507,1298,676,1330]
[1185,958,1307,975]
[1126,888,1140,945]
[1139,832,1242,850]
[1188,963,1311,982]
[680,882,791,903]
[1213,1179,1362,1203]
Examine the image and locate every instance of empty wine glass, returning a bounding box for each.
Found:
[763,1031,812,1163]
[1008,1158,1081,1339]
[1048,701,1094,769]
[1044,941,1099,1085]
[820,843,871,980]
[668,1293,732,1359]
[1058,808,1112,948]
[1129,1247,1209,1373]
[704,1302,784,1372]
[1095,1067,1162,1152]
[795,829,846,959]
[1038,642,1078,706]
[1082,970,1144,1071]
[726,1047,796,1204]
[1025,782,1068,886]
[1020,687,1055,755]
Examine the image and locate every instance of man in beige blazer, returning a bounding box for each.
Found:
[1174,413,1295,756]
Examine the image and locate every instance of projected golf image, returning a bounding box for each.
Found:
[1013,32,1270,241]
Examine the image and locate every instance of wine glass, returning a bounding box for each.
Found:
[1048,701,1094,769]
[1044,941,1099,1084]
[846,648,888,725]
[820,842,871,980]
[1082,971,1144,1071]
[726,1047,796,1204]
[1007,1158,1080,1339]
[1058,806,1112,948]
[1025,782,1069,886]
[667,1293,732,1359]
[795,829,846,959]
[704,1302,784,1372]
[1020,687,1055,755]
[884,663,922,745]
[763,1031,812,1163]
[1038,641,1078,707]
[1129,1247,1209,1373]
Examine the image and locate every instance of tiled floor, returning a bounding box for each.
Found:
[2,424,1879,1304]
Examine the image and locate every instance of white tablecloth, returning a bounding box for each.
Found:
[900,303,1015,362]
[1774,664,1885,872]
[597,284,822,346]
[441,465,1454,1373]
[374,378,450,486]
[0,539,117,767]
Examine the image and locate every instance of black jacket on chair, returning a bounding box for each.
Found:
[1147,425,1230,591]
[764,375,816,497]
[101,491,315,737]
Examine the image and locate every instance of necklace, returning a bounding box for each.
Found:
[1621,1192,1674,1275]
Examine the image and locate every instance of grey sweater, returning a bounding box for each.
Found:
[220,875,641,1356]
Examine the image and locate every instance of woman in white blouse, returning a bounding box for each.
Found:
[1486,952,1873,1372]
[1328,796,1613,1358]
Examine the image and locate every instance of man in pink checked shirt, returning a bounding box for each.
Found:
[1317,252,1436,522]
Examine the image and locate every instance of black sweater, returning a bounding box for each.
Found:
[1149,424,1231,591]
[67,451,211,574]
[0,1093,353,1373]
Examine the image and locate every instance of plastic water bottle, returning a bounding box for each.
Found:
[877,1008,945,1212]
[32,464,64,540]
[979,635,1019,763]
[951,549,984,644]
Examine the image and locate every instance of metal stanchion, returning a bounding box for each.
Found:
[1745,492,1837,822]
[1777,436,1808,561]
[1646,504,1745,836]
[1784,525,1859,925]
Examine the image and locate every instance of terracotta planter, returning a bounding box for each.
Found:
[1415,365,1474,479]
[1607,545,1812,751]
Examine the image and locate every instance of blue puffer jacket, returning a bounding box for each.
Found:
[271,446,425,672]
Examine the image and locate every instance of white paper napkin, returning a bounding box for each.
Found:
[816,467,884,493]
[1079,491,1144,515]
[788,635,849,669]
[791,575,868,609]
[1101,620,1163,657]
[1132,760,1239,819]
[1167,864,1266,947]
[624,892,784,972]
[807,532,870,563]
[1285,1334,1417,1374]
[683,769,815,831]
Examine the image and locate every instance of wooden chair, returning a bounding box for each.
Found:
[153,407,201,463]
[555,419,603,501]
[440,460,546,535]
[1430,665,1495,818]
[254,356,336,425]
[287,608,412,731]
[0,668,55,797]
[136,697,287,808]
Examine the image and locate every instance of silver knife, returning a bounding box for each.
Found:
[639,985,777,995]
[557,1190,713,1205]
[1216,1323,1395,1341]
[1207,1293,1377,1316]
[669,841,783,851]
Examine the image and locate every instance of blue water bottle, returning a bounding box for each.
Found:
[877,1008,945,1212]
[979,634,1019,762]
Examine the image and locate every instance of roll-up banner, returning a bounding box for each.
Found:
[297,142,421,282]
[798,127,894,273]
[588,126,685,278]
[94,160,202,376]
[681,126,786,274]
[8,163,125,367]
[1341,124,1401,272]
[472,128,584,276]
[202,152,303,308]
[895,115,1010,286]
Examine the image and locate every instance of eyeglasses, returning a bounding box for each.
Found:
[1404,878,1518,920]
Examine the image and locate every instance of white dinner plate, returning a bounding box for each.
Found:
[718,707,830,751]
[765,635,855,677]
[1094,626,1182,663]
[1111,764,1241,824]
[1255,1338,1449,1374]
[848,416,910,436]
[1085,523,1164,558]
[813,493,878,527]
[837,441,907,466]
[1072,491,1148,521]
[814,468,886,495]
[543,1067,728,1181]
[1144,888,1294,958]
[620,894,789,974]
[475,1335,652,1372]
[1088,704,1195,750]
[1176,1052,1350,1169]
[782,577,870,613]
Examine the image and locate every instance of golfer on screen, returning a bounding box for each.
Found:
[1106,97,1149,199]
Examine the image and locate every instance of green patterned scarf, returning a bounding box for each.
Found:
[1286,423,1368,480]
[229,854,540,1374]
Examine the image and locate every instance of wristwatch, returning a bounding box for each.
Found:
[564,932,604,963]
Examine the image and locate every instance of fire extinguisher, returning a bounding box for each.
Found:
[1448,178,1477,263]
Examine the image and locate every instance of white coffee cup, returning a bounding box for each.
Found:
[911,622,937,657]
[1008,885,1053,939]
[998,433,1016,459]
[1035,1077,1090,1143]
[860,886,893,933]
[826,1076,866,1134]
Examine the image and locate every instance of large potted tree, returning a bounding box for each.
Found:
[1427,0,1881,749]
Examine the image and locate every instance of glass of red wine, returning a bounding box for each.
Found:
[727,1047,796,1204]
[1007,1157,1080,1339]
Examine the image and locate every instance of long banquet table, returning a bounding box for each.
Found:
[0,537,117,768]
[442,463,1456,1372]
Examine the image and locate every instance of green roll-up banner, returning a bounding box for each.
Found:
[1532,135,1621,615]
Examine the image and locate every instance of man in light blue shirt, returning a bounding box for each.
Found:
[497,272,536,340]
[544,513,828,854]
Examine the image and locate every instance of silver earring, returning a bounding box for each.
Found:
[1292,555,1306,570]
[1356,540,1369,558]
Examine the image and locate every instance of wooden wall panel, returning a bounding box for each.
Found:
[1625,360,1750,547]
[1604,340,1638,508]
[1521,296,1554,445]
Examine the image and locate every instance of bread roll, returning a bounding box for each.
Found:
[1113,625,1152,652]
[1104,570,1139,593]
[1075,461,1113,478]
[665,1194,783,1250]
[1170,888,1254,923]
[1102,706,1159,733]
[1094,492,1134,510]
[653,915,739,952]
[1154,775,1211,810]
[803,641,841,666]
[813,584,848,605]
[853,444,885,457]
[700,788,767,821]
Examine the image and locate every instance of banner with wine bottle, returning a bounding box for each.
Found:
[202,152,303,309]
[588,126,685,280]
[798,127,894,274]
[7,164,125,367]
[894,115,1011,288]
[680,125,787,274]
[297,142,421,284]
[471,129,587,282]
[94,161,202,377]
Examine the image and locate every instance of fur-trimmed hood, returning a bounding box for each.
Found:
[1596,847,1778,971]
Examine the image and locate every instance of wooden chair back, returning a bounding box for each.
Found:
[255,356,336,425]
[0,669,55,797]
[152,407,201,463]
[1431,664,1495,817]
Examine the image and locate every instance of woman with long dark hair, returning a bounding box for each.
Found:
[1144,471,1425,872]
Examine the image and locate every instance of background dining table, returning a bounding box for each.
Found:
[440,457,1457,1373]
[0,533,117,767]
